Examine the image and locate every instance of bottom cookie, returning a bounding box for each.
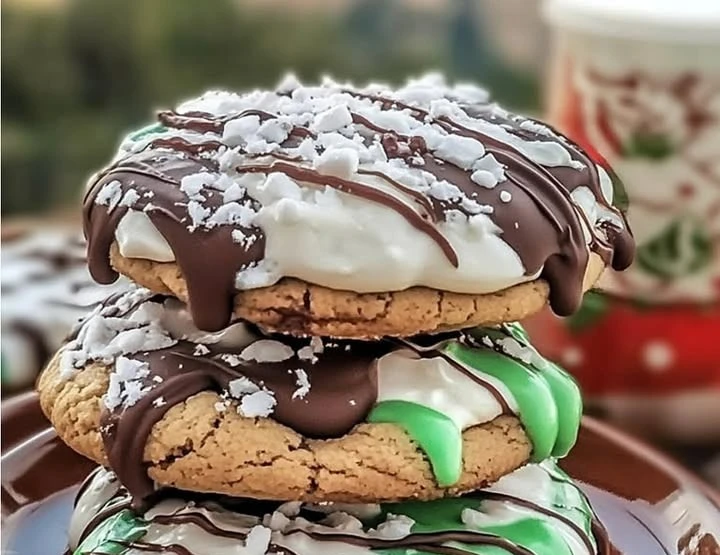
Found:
[69,460,603,555]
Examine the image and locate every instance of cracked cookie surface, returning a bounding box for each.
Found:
[109,244,606,338]
[38,356,531,503]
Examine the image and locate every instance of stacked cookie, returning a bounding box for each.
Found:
[38,74,634,554]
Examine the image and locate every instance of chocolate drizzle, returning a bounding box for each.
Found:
[83,82,634,332]
[83,151,264,331]
[101,339,383,505]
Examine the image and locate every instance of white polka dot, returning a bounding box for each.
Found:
[561,346,584,367]
[643,341,674,372]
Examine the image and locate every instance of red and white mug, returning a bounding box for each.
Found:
[530,0,720,445]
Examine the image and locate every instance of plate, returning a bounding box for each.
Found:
[2,392,719,554]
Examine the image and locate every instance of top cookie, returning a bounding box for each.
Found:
[83,74,634,336]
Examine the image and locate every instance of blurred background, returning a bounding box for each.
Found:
[2,0,544,216]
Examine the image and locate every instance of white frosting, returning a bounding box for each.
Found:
[106,73,618,295]
[376,350,517,430]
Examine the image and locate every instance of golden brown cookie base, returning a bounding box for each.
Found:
[109,244,605,338]
[38,354,531,503]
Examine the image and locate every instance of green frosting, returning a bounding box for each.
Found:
[74,509,147,555]
[368,400,463,486]
[0,352,7,385]
[127,123,167,142]
[368,325,582,485]
[374,461,596,555]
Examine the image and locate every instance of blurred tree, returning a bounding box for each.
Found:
[1,0,538,216]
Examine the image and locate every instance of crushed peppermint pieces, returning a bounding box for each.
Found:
[104,356,151,411]
[291,368,311,400]
[193,344,210,356]
[240,339,294,363]
[94,180,124,213]
[239,390,277,418]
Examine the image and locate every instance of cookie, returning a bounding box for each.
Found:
[1,229,127,391]
[82,74,633,335]
[69,461,603,555]
[108,242,606,339]
[38,288,582,504]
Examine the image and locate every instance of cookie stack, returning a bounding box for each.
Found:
[38,75,634,555]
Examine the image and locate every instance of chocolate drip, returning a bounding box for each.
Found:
[83,151,264,331]
[149,137,225,155]
[357,167,438,220]
[101,338,383,504]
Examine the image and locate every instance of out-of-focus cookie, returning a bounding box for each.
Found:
[1,229,127,391]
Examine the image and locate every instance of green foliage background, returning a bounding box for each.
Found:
[2,0,539,215]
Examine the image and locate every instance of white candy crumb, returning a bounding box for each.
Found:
[243,525,272,554]
[152,396,167,408]
[94,180,123,212]
[239,390,277,417]
[313,104,353,133]
[434,135,485,170]
[193,344,210,356]
[221,353,243,367]
[310,336,324,354]
[228,377,260,397]
[180,172,215,200]
[297,346,318,363]
[240,339,294,363]
[292,368,311,400]
[119,189,140,208]
[370,514,415,539]
[103,356,151,411]
[186,200,210,230]
[499,190,512,203]
[314,147,359,178]
[222,115,261,146]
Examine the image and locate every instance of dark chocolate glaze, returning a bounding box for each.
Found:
[100,338,383,505]
[83,88,634,331]
[2,395,719,555]
[83,150,264,331]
